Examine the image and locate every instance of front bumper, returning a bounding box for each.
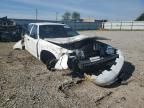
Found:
[78,54,119,70]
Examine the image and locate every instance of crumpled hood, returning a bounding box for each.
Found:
[44,35,108,44]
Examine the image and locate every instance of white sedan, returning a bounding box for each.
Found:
[14,22,124,86]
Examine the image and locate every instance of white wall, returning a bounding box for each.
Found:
[104,21,144,30]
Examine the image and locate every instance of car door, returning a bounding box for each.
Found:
[25,24,33,52]
[25,25,38,58]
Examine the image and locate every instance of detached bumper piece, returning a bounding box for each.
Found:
[90,50,124,86]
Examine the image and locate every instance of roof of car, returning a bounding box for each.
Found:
[29,22,65,26]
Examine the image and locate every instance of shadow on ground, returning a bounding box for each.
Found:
[107,61,135,88]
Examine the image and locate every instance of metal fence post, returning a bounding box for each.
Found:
[131,21,133,31]
[102,21,104,30]
[111,22,112,30]
[120,21,122,31]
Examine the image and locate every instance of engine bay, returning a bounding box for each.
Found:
[59,39,119,72]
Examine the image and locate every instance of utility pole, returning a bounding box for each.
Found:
[56,12,58,21]
[88,16,90,21]
[36,8,38,21]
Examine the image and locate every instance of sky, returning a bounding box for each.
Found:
[0,0,144,21]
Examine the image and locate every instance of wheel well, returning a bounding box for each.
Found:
[40,50,56,64]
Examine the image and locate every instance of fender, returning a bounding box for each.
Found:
[37,39,66,60]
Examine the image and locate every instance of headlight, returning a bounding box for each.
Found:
[106,46,115,54]
[75,49,85,59]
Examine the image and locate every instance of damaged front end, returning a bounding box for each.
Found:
[54,38,124,86]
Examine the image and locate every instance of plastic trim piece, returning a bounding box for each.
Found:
[13,40,23,50]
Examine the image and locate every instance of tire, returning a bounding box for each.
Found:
[40,50,56,70]
[46,59,57,71]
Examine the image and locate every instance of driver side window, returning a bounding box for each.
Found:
[30,25,37,39]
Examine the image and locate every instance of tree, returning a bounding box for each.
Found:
[136,12,144,21]
[62,12,71,21]
[72,12,80,21]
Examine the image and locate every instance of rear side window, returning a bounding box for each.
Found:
[30,25,37,39]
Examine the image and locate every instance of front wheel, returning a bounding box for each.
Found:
[40,51,57,71]
[46,59,57,71]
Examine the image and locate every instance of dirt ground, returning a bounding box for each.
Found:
[0,31,144,108]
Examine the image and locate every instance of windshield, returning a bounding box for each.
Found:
[39,25,79,39]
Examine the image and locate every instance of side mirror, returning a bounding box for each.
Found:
[30,33,37,39]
